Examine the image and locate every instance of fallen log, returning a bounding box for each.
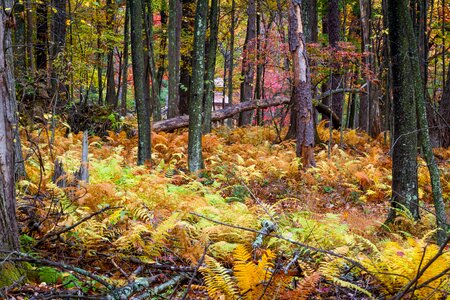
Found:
[153,97,291,132]
[153,88,363,132]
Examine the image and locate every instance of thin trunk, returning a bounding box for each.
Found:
[36,1,48,71]
[130,0,152,164]
[13,4,26,74]
[226,0,235,126]
[156,2,168,102]
[188,0,208,172]
[327,0,343,120]
[25,0,35,73]
[120,2,130,116]
[105,0,117,107]
[50,0,67,91]
[202,0,219,133]
[168,0,182,117]
[179,0,195,116]
[440,66,450,147]
[238,0,257,126]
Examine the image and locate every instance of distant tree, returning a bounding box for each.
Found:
[203,0,219,133]
[288,0,316,167]
[238,0,257,126]
[130,0,152,165]
[188,0,208,172]
[440,67,450,147]
[167,0,182,118]
[120,2,130,116]
[105,0,117,108]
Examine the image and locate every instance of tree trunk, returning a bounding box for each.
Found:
[179,0,195,116]
[120,2,130,116]
[226,0,236,126]
[439,66,450,147]
[0,0,20,254]
[25,0,35,73]
[326,0,344,121]
[288,0,316,167]
[130,0,152,165]
[156,2,168,104]
[36,1,48,71]
[202,0,219,133]
[238,0,257,126]
[386,0,419,222]
[143,0,161,121]
[286,0,317,139]
[50,0,67,92]
[188,0,208,172]
[13,3,26,74]
[168,0,182,118]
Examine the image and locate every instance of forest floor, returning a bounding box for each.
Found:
[3,119,450,299]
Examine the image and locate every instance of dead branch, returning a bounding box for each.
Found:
[37,205,120,244]
[1,251,114,290]
[106,275,160,300]
[129,275,187,300]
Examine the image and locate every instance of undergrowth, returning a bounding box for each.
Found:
[11,120,450,299]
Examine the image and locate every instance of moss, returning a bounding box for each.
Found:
[0,262,27,288]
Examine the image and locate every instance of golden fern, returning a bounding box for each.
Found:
[201,256,239,300]
[233,245,276,299]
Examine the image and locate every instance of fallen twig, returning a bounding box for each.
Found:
[181,243,209,300]
[129,275,187,300]
[1,251,114,290]
[37,205,121,244]
[106,275,160,300]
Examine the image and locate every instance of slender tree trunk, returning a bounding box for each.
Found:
[120,1,130,116]
[226,0,236,126]
[50,0,67,92]
[25,0,35,73]
[168,0,182,118]
[202,0,219,133]
[440,67,450,147]
[36,1,48,72]
[238,0,257,126]
[386,0,419,222]
[288,0,316,168]
[156,2,168,102]
[130,0,152,165]
[327,0,343,120]
[179,0,195,116]
[144,0,161,121]
[188,0,208,172]
[105,0,117,107]
[0,0,20,254]
[13,4,26,74]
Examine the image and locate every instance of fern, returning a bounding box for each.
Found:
[201,256,239,299]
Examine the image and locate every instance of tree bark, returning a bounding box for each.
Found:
[202,0,219,133]
[188,0,208,172]
[0,0,20,253]
[288,0,316,167]
[238,0,257,126]
[168,0,182,118]
[439,66,450,147]
[386,0,419,222]
[226,0,236,126]
[130,0,152,165]
[325,0,344,121]
[120,2,130,116]
[36,1,48,71]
